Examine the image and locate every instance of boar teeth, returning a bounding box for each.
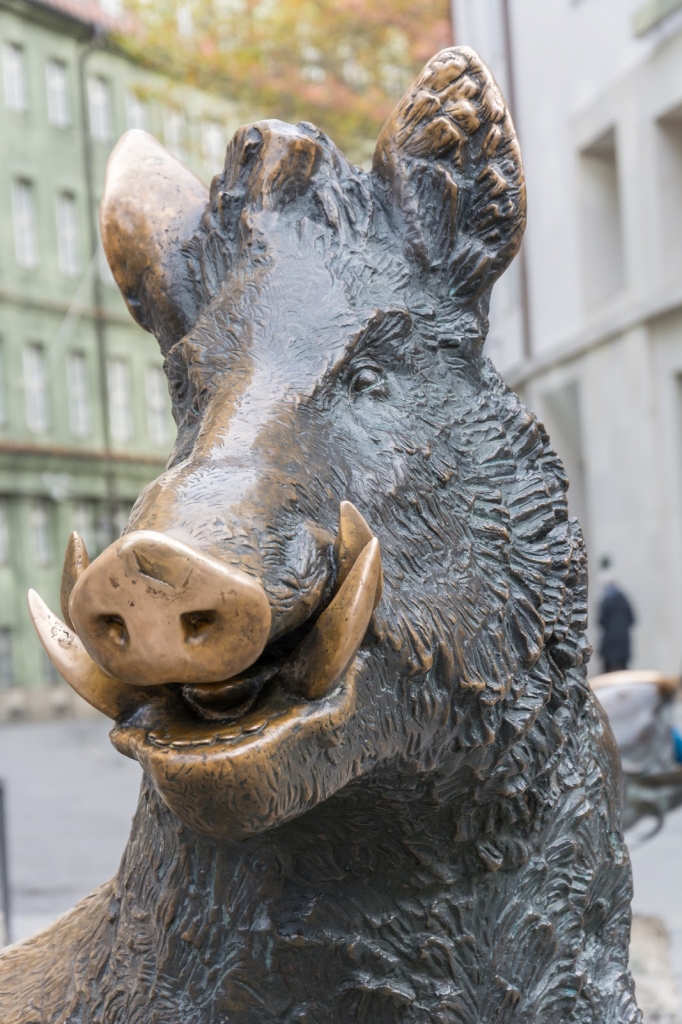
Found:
[27,589,146,721]
[335,501,383,607]
[281,537,382,701]
[60,532,90,631]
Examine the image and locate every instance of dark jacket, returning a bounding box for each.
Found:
[598,585,635,665]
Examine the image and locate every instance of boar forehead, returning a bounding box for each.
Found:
[171,213,413,429]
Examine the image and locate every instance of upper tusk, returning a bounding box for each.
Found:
[281,537,382,701]
[335,501,383,607]
[27,589,147,721]
[60,532,90,631]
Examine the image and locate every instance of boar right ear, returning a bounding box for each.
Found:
[100,130,209,353]
[372,47,526,302]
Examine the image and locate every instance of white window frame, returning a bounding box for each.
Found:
[0,337,7,428]
[23,342,49,434]
[125,90,147,131]
[28,498,52,566]
[55,191,80,277]
[145,364,170,447]
[12,178,38,269]
[87,75,113,143]
[113,502,130,538]
[45,58,70,127]
[2,42,27,114]
[72,500,95,555]
[0,499,10,566]
[67,350,91,439]
[107,357,134,444]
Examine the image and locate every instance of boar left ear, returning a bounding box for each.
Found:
[100,130,209,353]
[372,47,526,301]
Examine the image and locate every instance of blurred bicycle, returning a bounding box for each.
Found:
[592,670,682,838]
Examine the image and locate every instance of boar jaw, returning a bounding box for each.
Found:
[28,505,384,840]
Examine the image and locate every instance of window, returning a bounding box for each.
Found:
[2,42,26,113]
[202,121,224,166]
[0,500,10,565]
[46,58,70,127]
[12,179,38,268]
[73,500,95,554]
[145,365,169,446]
[579,128,625,308]
[125,90,147,131]
[107,357,133,443]
[95,506,114,552]
[55,192,80,277]
[0,629,14,688]
[23,343,49,433]
[88,75,112,143]
[28,499,52,565]
[0,339,7,428]
[113,502,130,538]
[67,351,91,438]
[658,105,682,277]
[164,109,187,162]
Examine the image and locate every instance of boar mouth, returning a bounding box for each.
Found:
[27,502,383,749]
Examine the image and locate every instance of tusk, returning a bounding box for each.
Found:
[60,532,90,630]
[27,590,147,720]
[281,537,382,701]
[335,501,383,606]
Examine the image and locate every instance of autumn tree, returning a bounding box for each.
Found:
[117,0,452,160]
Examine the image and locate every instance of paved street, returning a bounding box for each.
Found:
[0,716,141,941]
[0,716,681,1004]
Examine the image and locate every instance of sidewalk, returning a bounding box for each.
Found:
[0,716,141,941]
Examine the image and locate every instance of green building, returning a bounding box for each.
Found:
[0,0,242,713]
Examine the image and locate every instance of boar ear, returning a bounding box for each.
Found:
[372,47,526,301]
[100,130,209,353]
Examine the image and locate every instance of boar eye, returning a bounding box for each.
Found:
[349,365,388,401]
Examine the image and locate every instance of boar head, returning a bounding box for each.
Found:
[30,47,588,845]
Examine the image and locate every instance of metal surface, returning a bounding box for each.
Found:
[0,46,640,1024]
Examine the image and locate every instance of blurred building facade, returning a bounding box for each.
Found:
[0,0,241,708]
[452,0,682,674]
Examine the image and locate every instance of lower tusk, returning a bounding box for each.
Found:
[281,537,382,701]
[27,589,146,720]
[335,501,383,607]
[60,532,90,630]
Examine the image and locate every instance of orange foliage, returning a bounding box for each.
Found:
[118,0,452,156]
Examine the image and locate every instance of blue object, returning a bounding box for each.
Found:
[673,726,682,763]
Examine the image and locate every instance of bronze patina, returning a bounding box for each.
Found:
[0,47,641,1023]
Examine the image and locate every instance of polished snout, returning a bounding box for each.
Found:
[68,531,272,687]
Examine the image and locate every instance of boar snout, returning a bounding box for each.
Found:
[67,531,272,687]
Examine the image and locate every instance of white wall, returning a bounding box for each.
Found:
[451,0,682,673]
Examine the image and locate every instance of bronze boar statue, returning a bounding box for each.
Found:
[0,47,641,1024]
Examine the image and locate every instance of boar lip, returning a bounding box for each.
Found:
[178,599,327,722]
[181,662,280,722]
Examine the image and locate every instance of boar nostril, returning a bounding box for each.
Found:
[66,530,272,686]
[181,610,219,645]
[99,614,129,648]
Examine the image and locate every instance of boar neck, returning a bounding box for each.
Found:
[108,770,469,983]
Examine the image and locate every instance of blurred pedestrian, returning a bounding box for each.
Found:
[598,556,635,673]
